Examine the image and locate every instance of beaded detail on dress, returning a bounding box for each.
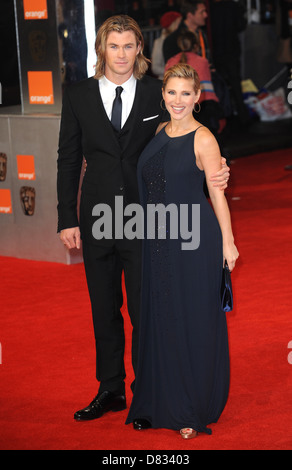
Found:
[142,145,167,205]
[142,144,170,324]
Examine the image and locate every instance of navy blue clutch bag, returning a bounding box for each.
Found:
[221,261,233,312]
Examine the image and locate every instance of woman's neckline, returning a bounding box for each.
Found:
[163,124,203,139]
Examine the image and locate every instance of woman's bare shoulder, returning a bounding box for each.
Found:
[195,126,220,155]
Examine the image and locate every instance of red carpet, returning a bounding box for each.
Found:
[1,148,292,450]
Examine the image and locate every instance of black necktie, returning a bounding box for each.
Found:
[111,86,123,131]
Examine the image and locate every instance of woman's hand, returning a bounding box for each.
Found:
[223,241,239,272]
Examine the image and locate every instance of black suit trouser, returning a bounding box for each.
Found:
[82,238,142,396]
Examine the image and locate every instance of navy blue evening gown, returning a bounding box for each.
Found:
[126,126,230,434]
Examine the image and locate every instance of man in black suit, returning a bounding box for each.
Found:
[57,15,230,424]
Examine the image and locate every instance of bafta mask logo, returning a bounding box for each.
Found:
[29,30,47,62]
[20,186,35,216]
[0,153,7,182]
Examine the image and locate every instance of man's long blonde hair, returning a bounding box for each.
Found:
[94,15,150,80]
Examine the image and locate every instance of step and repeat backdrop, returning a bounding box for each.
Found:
[0,0,95,263]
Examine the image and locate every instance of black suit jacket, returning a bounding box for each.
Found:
[57,75,167,245]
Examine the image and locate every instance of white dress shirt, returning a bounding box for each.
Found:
[99,74,137,129]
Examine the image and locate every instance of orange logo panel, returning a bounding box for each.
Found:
[17,155,36,180]
[23,0,48,20]
[27,71,54,105]
[0,189,12,214]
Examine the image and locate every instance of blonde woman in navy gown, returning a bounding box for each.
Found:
[126,64,239,439]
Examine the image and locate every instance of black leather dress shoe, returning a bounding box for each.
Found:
[133,418,152,430]
[74,391,126,421]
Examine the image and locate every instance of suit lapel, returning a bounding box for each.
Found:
[119,79,145,151]
[86,78,121,153]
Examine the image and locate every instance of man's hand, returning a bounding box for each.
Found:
[210,157,230,191]
[60,227,81,249]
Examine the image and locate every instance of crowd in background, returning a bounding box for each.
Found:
[149,1,251,136]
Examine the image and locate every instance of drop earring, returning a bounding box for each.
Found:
[194,102,201,113]
[160,99,166,111]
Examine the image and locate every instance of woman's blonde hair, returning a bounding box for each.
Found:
[94,15,150,80]
[162,64,201,93]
